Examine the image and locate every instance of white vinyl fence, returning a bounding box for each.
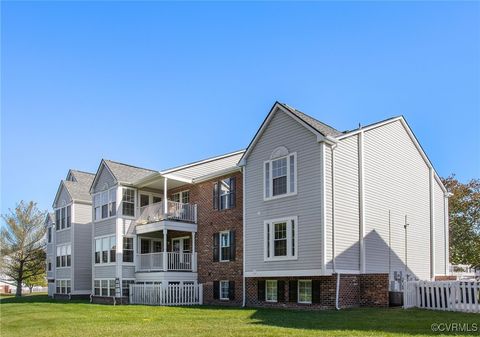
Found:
[404,280,479,313]
[129,283,203,306]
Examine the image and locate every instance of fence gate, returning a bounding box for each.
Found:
[129,283,203,306]
[404,280,479,313]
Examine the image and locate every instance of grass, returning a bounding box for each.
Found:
[1,294,479,337]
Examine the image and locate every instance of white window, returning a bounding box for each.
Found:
[264,153,296,200]
[266,280,278,302]
[298,280,312,304]
[220,231,230,262]
[94,187,117,221]
[220,280,229,300]
[94,235,116,264]
[122,188,135,217]
[109,189,117,216]
[123,237,134,263]
[56,244,71,268]
[93,279,115,296]
[56,279,71,294]
[264,216,297,261]
[171,190,189,204]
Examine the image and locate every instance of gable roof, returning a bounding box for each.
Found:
[90,159,157,192]
[279,103,342,137]
[53,170,95,207]
[239,101,341,164]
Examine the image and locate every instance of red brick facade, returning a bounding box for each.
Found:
[169,171,243,306]
[246,273,388,310]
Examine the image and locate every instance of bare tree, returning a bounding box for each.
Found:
[1,201,46,296]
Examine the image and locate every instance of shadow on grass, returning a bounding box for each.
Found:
[0,294,88,305]
[247,306,480,336]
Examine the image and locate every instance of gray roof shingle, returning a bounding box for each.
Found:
[104,160,156,184]
[279,102,342,137]
[63,171,95,202]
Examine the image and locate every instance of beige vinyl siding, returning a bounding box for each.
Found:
[94,265,116,279]
[244,109,323,273]
[333,136,360,271]
[93,165,116,193]
[434,180,446,275]
[94,218,116,237]
[55,185,71,208]
[363,120,431,280]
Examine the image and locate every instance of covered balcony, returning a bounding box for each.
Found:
[135,231,197,273]
[133,172,198,235]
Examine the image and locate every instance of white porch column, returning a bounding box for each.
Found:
[192,232,197,272]
[163,229,168,271]
[163,177,168,218]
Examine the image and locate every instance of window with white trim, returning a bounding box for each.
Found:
[298,280,312,304]
[94,235,116,264]
[123,237,134,262]
[264,153,296,200]
[220,280,229,300]
[171,190,189,204]
[122,188,135,217]
[94,187,117,221]
[94,279,116,296]
[265,217,297,261]
[56,244,71,268]
[266,280,278,302]
[55,205,71,231]
[220,231,230,262]
[47,227,52,243]
[56,279,71,294]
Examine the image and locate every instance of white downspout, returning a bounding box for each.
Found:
[242,166,246,307]
[331,143,337,272]
[335,272,341,310]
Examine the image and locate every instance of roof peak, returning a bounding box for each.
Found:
[103,159,157,173]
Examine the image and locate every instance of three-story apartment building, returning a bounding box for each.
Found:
[48,101,449,309]
[51,170,95,299]
[90,152,244,305]
[240,102,448,308]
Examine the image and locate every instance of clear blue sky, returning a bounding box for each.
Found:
[1,1,479,215]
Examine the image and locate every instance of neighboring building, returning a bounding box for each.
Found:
[52,170,95,299]
[45,212,55,297]
[239,102,449,308]
[90,152,244,305]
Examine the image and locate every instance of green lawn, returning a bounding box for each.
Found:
[0,294,478,337]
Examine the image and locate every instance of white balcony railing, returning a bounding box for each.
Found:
[137,201,197,225]
[137,252,196,272]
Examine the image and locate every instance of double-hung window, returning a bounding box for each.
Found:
[94,188,117,221]
[94,235,116,264]
[213,177,236,210]
[61,208,66,229]
[48,227,52,243]
[266,280,278,302]
[220,231,230,262]
[123,237,134,262]
[93,279,116,296]
[220,280,230,300]
[265,216,297,261]
[122,188,135,217]
[264,153,296,200]
[66,205,71,228]
[55,210,61,230]
[171,190,189,204]
[56,244,71,268]
[298,280,312,304]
